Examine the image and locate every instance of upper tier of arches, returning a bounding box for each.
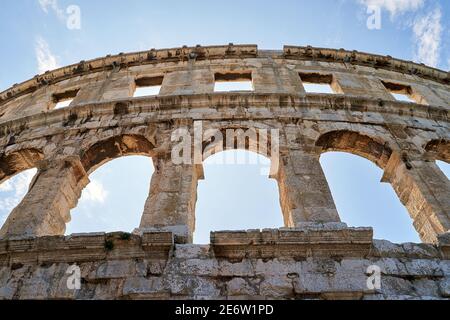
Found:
[1,44,449,104]
[0,45,449,125]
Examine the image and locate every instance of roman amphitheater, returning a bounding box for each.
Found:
[0,44,448,300]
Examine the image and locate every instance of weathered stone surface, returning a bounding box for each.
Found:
[226,277,258,296]
[123,277,168,299]
[439,278,450,297]
[90,260,140,280]
[211,226,373,259]
[174,245,210,259]
[0,232,446,300]
[0,44,449,300]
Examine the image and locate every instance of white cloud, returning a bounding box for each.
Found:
[413,8,442,67]
[0,180,13,192]
[0,169,37,214]
[359,0,425,16]
[35,36,60,73]
[38,0,65,21]
[80,179,108,204]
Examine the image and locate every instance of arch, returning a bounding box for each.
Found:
[202,125,277,163]
[425,139,450,164]
[316,130,392,168]
[0,148,43,184]
[0,149,42,233]
[320,152,420,243]
[80,134,156,174]
[68,134,156,235]
[67,155,155,234]
[195,149,283,244]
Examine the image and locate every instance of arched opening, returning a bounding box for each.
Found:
[66,135,155,234]
[317,130,420,243]
[0,168,38,229]
[81,134,156,175]
[320,152,420,243]
[0,148,43,184]
[437,161,449,179]
[66,155,154,234]
[0,148,42,230]
[194,150,283,244]
[425,139,450,179]
[316,130,392,169]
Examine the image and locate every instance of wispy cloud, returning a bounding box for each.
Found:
[0,171,108,227]
[35,36,60,73]
[80,179,108,204]
[412,8,442,67]
[38,0,65,21]
[0,169,37,223]
[359,0,425,17]
[357,1,444,68]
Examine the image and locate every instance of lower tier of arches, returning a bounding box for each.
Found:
[0,128,449,244]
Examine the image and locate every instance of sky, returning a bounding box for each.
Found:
[0,0,449,243]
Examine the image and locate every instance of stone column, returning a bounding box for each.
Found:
[139,155,203,244]
[0,157,89,239]
[382,152,450,243]
[276,149,341,226]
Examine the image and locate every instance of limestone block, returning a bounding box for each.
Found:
[93,279,124,300]
[217,260,255,277]
[226,278,258,296]
[19,266,57,300]
[176,259,219,277]
[411,279,441,297]
[211,227,373,259]
[254,259,301,276]
[439,278,450,297]
[123,276,168,299]
[260,275,294,298]
[174,245,211,259]
[379,276,414,296]
[166,275,220,298]
[0,268,16,300]
[91,260,139,280]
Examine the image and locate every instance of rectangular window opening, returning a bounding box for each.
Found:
[381,81,423,104]
[299,73,339,94]
[214,72,253,92]
[53,89,79,110]
[133,76,164,97]
[391,93,416,103]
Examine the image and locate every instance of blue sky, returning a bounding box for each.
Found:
[0,0,449,243]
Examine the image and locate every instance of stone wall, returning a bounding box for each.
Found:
[0,44,449,300]
[0,227,449,300]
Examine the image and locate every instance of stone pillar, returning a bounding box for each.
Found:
[139,156,203,244]
[276,149,341,226]
[0,157,89,239]
[382,152,450,243]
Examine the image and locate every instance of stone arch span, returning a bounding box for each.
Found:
[201,125,278,165]
[425,139,450,164]
[0,148,43,184]
[81,134,156,174]
[315,130,450,243]
[316,130,392,169]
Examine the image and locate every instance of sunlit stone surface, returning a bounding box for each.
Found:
[0,45,448,300]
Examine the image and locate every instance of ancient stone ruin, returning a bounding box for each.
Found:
[0,44,448,300]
